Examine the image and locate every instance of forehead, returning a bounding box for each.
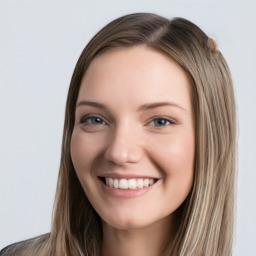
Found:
[78,46,192,111]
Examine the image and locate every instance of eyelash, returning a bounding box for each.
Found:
[79,115,177,128]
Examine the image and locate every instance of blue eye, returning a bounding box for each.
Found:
[150,118,175,127]
[81,116,106,125]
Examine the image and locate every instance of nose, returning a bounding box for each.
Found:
[104,125,143,166]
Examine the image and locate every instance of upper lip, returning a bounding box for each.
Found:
[98,173,160,180]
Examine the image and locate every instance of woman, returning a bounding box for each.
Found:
[1,13,237,256]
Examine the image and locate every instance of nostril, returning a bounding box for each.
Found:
[104,138,143,165]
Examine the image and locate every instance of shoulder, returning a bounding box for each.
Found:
[0,233,50,256]
[0,240,24,256]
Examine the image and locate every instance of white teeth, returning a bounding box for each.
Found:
[114,179,119,188]
[143,178,149,187]
[128,179,137,189]
[109,178,114,188]
[137,179,144,188]
[119,179,129,189]
[104,177,156,189]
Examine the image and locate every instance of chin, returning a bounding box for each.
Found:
[106,219,148,231]
[101,211,159,231]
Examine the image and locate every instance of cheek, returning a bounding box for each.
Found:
[153,132,194,171]
[70,131,103,173]
[169,135,194,194]
[150,132,194,195]
[169,135,195,169]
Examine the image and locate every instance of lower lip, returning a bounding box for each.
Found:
[100,179,159,198]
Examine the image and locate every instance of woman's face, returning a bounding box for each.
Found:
[71,46,195,230]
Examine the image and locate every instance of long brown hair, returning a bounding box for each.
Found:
[3,13,237,256]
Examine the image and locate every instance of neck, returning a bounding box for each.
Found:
[102,215,174,256]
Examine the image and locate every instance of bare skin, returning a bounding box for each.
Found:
[71,46,195,256]
[102,215,173,256]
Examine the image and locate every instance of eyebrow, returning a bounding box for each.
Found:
[137,102,186,112]
[77,101,106,109]
[76,101,186,112]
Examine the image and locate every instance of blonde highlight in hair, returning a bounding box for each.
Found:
[2,13,236,256]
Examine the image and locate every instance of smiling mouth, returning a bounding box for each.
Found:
[99,177,158,190]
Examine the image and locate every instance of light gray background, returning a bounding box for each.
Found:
[0,0,255,255]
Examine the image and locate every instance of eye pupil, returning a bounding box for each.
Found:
[91,117,103,125]
[154,119,167,127]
